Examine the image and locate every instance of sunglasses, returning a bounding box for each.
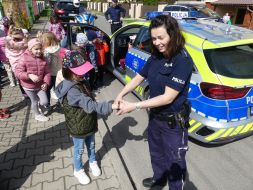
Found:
[13,38,23,42]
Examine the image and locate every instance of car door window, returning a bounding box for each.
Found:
[172,6,180,11]
[133,27,151,53]
[164,6,173,11]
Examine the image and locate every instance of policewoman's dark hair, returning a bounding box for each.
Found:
[149,15,185,59]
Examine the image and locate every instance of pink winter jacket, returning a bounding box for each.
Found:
[15,49,51,89]
[5,36,27,72]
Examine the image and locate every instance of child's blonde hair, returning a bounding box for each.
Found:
[40,32,59,48]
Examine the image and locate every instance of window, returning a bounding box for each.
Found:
[204,44,253,78]
[171,6,181,11]
[180,7,189,12]
[164,6,173,11]
[133,27,151,53]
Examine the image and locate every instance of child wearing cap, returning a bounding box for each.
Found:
[55,50,118,185]
[15,38,51,122]
[74,31,99,91]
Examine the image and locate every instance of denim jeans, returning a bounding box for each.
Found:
[72,134,96,171]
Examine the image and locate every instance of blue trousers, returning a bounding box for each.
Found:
[148,118,188,190]
[72,135,96,171]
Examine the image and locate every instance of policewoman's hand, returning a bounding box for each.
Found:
[117,100,135,115]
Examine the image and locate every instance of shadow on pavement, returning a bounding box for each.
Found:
[0,122,71,190]
[97,116,143,163]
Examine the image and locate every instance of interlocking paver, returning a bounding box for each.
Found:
[0,166,22,180]
[23,164,43,177]
[17,140,36,151]
[0,16,134,190]
[54,164,73,181]
[13,155,34,169]
[43,157,63,172]
[0,159,13,170]
[32,169,53,186]
[5,149,25,160]
[43,177,65,190]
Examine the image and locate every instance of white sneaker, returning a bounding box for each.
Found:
[35,114,49,122]
[10,82,16,87]
[89,161,101,177]
[74,169,90,185]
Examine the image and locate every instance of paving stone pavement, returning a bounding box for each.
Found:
[0,17,133,190]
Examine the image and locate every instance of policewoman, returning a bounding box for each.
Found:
[115,15,193,190]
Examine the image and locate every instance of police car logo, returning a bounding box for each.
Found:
[132,59,139,70]
[164,62,173,67]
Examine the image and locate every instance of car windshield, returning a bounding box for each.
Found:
[195,6,220,18]
[204,44,253,79]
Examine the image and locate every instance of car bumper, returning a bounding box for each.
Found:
[188,112,253,144]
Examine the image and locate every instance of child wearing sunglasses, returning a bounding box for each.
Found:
[5,26,28,97]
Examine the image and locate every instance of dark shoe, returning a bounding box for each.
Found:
[142,177,167,188]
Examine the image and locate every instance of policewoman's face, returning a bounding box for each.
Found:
[151,26,170,54]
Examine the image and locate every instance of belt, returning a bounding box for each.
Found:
[112,21,122,24]
[150,108,187,121]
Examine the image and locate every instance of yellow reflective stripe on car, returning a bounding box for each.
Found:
[218,39,253,47]
[220,128,234,138]
[125,75,144,97]
[205,129,226,141]
[188,121,201,133]
[240,123,253,134]
[229,125,244,136]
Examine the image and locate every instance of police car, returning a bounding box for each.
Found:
[146,4,221,21]
[65,19,253,144]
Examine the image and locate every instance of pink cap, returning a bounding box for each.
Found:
[70,61,94,76]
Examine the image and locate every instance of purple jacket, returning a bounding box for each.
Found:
[48,23,65,40]
[15,49,51,89]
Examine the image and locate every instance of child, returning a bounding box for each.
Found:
[75,31,98,90]
[55,50,118,185]
[5,27,28,96]
[0,28,16,87]
[0,10,14,35]
[40,32,64,105]
[48,15,66,47]
[15,38,51,122]
[94,31,109,86]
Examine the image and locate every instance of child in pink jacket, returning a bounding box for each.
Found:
[0,32,16,87]
[5,27,28,97]
[15,38,51,122]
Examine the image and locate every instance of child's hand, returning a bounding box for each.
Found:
[41,83,48,91]
[112,101,120,110]
[28,74,40,83]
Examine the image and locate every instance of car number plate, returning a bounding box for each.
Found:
[69,13,77,16]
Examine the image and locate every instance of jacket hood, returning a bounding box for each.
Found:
[55,80,77,103]
[44,45,60,54]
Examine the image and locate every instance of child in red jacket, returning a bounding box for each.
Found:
[15,38,51,122]
[94,31,109,86]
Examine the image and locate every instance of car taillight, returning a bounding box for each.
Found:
[200,82,250,100]
[55,9,64,14]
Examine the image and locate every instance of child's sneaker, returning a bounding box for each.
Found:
[89,161,101,177]
[35,114,49,122]
[10,82,16,87]
[74,169,90,185]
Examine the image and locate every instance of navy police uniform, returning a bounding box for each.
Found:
[105,5,126,34]
[139,49,193,190]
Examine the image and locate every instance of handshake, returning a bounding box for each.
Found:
[111,100,141,115]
